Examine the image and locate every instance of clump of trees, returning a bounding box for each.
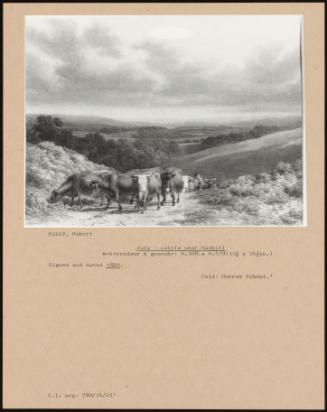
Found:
[200,125,281,149]
[26,115,179,172]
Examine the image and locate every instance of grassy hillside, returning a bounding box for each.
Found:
[172,128,302,180]
[184,160,303,226]
[25,141,114,218]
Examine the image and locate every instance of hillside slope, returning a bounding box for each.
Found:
[172,127,302,180]
[25,141,114,218]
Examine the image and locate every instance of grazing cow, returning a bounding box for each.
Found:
[91,172,140,213]
[49,172,105,207]
[161,167,184,206]
[131,172,162,213]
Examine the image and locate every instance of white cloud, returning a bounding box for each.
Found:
[25,15,302,122]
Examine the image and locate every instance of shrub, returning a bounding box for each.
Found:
[275,161,293,175]
[196,158,303,225]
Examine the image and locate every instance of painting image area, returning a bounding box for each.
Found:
[25,15,304,227]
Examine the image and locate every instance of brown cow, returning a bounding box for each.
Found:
[91,172,140,213]
[49,172,106,208]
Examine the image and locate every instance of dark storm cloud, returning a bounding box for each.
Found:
[25,20,302,110]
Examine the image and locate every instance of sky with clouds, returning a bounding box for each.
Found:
[25,15,302,123]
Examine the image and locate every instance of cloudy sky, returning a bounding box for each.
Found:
[25,15,302,123]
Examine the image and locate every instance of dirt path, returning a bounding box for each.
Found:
[26,191,220,227]
[25,187,302,227]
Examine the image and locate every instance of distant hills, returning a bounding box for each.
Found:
[26,113,302,131]
[25,114,155,131]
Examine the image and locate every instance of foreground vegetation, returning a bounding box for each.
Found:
[25,141,113,218]
[25,139,303,226]
[191,160,303,225]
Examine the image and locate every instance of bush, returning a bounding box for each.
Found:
[197,159,303,225]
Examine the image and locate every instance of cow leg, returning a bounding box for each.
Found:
[139,193,145,214]
[135,193,141,210]
[115,191,122,213]
[156,191,160,210]
[177,189,180,203]
[143,193,149,212]
[105,196,111,210]
[76,193,83,209]
[69,190,79,207]
[130,193,135,204]
[171,189,176,206]
[161,190,166,206]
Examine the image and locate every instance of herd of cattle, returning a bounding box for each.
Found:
[49,167,217,213]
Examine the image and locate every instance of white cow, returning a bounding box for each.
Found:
[182,175,189,192]
[131,172,162,212]
[137,174,148,193]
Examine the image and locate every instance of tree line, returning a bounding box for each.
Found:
[26,115,179,172]
[200,125,282,149]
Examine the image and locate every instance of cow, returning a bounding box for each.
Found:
[194,173,217,189]
[161,167,184,206]
[48,172,107,208]
[182,175,189,192]
[131,172,162,213]
[182,175,196,193]
[193,172,206,189]
[90,172,140,213]
[187,176,196,192]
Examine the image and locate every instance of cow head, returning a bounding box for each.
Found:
[48,190,60,203]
